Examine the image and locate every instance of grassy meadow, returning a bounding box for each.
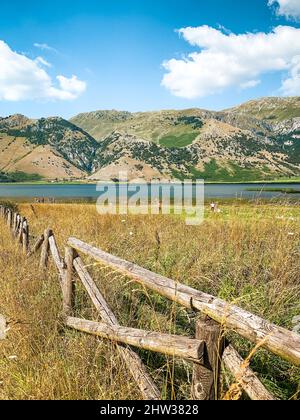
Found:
[0,200,299,400]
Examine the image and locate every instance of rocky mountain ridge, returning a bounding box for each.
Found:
[0,97,300,182]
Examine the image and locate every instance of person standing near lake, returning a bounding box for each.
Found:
[210,202,221,213]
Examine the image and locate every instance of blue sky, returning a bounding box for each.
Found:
[0,0,299,118]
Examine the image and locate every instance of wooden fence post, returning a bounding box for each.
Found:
[63,247,76,316]
[22,219,29,254]
[192,315,225,400]
[15,213,20,236]
[18,217,24,244]
[7,210,12,229]
[13,213,17,234]
[14,214,20,237]
[39,229,52,269]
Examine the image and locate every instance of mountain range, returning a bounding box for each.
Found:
[0,97,299,182]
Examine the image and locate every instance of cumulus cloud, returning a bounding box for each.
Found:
[281,56,300,95]
[51,75,87,100]
[162,25,300,98]
[0,40,86,101]
[268,0,300,20]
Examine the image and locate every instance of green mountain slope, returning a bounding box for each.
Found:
[70,109,209,146]
[224,97,300,122]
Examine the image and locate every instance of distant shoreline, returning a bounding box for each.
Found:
[1,179,300,186]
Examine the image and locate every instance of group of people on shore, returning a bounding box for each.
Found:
[34,197,56,203]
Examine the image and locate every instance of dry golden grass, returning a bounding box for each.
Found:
[0,201,299,400]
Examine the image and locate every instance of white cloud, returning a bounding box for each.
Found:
[281,56,300,95]
[268,0,300,20]
[35,56,52,68]
[34,43,58,53]
[240,80,261,89]
[51,75,87,100]
[0,40,86,101]
[162,25,300,99]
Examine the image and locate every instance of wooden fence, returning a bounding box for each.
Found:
[1,205,300,401]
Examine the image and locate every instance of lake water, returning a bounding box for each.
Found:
[0,183,300,201]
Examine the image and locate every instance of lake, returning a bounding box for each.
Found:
[0,183,300,201]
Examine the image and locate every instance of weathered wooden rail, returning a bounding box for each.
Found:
[1,204,300,401]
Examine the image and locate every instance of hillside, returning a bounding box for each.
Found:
[0,115,97,180]
[224,97,300,122]
[70,108,210,146]
[0,97,300,182]
[71,97,300,142]
[71,97,300,181]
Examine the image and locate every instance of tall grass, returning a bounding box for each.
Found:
[0,201,299,400]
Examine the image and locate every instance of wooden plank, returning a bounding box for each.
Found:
[14,214,21,237]
[68,237,300,367]
[27,234,44,257]
[66,317,205,363]
[22,219,29,254]
[192,315,225,400]
[63,247,76,316]
[73,255,160,400]
[222,345,276,401]
[0,314,6,340]
[73,256,117,324]
[13,212,18,234]
[7,210,12,229]
[17,216,24,244]
[48,234,65,281]
[39,229,52,269]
